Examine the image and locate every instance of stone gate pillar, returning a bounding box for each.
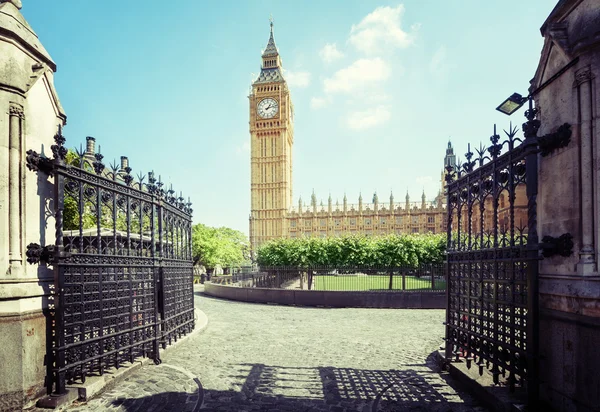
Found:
[531,0,599,410]
[0,1,66,410]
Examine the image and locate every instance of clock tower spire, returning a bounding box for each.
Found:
[249,19,294,258]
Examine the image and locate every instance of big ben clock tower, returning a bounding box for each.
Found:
[249,19,294,258]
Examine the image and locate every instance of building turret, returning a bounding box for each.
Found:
[358,192,363,213]
[421,190,426,210]
[389,191,394,212]
[373,192,379,213]
[445,140,457,170]
[85,136,96,159]
[328,193,332,214]
[311,190,317,214]
[343,193,347,213]
[440,140,457,201]
[298,196,302,212]
[405,191,410,210]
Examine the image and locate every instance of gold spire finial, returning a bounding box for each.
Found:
[269,14,274,30]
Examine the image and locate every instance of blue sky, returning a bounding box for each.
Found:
[23,0,557,235]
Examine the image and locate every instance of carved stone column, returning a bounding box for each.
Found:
[575,66,596,275]
[8,103,23,275]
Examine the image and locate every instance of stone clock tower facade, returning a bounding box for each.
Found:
[249,21,294,257]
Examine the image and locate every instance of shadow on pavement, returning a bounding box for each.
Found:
[107,359,483,412]
[203,362,481,411]
[111,391,199,412]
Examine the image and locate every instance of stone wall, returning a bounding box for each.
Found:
[531,0,600,410]
[0,1,66,410]
[204,282,446,309]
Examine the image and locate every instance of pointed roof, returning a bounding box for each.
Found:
[0,1,56,71]
[262,19,279,58]
[254,19,285,85]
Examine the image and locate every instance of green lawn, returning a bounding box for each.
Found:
[311,275,446,292]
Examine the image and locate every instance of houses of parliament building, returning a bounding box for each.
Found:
[247,21,460,256]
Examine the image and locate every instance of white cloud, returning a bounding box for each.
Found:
[310,97,330,109]
[236,141,250,155]
[349,5,417,54]
[284,70,311,88]
[429,45,455,78]
[346,106,391,130]
[319,43,344,63]
[324,58,391,94]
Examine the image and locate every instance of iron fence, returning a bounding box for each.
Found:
[224,264,446,292]
[26,130,194,395]
[445,106,540,401]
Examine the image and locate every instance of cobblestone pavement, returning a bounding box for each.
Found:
[61,289,487,411]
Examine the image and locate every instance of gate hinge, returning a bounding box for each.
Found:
[25,150,54,175]
[539,123,572,157]
[539,233,574,258]
[26,243,55,265]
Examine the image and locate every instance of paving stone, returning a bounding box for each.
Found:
[27,291,489,412]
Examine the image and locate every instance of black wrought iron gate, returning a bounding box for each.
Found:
[445,102,541,404]
[26,129,194,395]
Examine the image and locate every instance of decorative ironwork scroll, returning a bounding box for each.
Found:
[27,128,194,395]
[445,102,540,401]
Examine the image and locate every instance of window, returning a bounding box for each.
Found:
[380,218,386,225]
[427,216,435,224]
[412,216,419,224]
[365,218,372,225]
[412,228,419,233]
[290,232,297,238]
[320,232,327,238]
[350,219,356,226]
[396,216,403,224]
[305,220,311,227]
[290,220,296,227]
[335,219,341,226]
[320,219,326,227]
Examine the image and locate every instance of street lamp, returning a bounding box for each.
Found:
[496,92,529,115]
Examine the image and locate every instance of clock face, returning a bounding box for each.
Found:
[257,98,279,119]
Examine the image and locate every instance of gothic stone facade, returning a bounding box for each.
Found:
[0,1,67,410]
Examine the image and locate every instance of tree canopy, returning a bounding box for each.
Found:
[191,223,250,269]
[256,233,446,267]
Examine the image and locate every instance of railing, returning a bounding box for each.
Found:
[221,264,446,292]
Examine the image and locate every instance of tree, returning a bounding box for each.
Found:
[256,233,447,267]
[191,224,250,272]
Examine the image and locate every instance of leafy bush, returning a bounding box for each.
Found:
[257,233,447,267]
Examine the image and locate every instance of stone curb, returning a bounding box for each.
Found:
[36,306,208,410]
[433,350,527,412]
[204,282,446,309]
